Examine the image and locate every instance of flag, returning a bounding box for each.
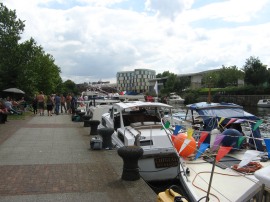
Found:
[198,132,209,147]
[195,143,209,160]
[218,117,225,126]
[216,146,232,162]
[211,134,225,151]
[224,118,237,127]
[252,120,263,131]
[187,128,194,139]
[154,81,158,95]
[237,136,246,148]
[173,125,182,135]
[161,121,170,130]
[237,150,260,168]
[264,138,270,158]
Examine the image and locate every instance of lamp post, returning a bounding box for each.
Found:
[207,76,212,104]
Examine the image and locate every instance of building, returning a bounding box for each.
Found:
[116,69,156,93]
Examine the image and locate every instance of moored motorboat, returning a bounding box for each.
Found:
[162,102,270,201]
[100,101,180,182]
[257,99,270,108]
[167,93,185,105]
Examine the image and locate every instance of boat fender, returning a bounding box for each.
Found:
[157,188,189,202]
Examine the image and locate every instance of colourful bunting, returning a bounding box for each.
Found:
[264,138,270,158]
[238,150,260,168]
[253,120,263,131]
[173,125,182,135]
[218,117,225,126]
[237,136,246,148]
[198,131,209,147]
[161,121,170,130]
[234,119,245,124]
[216,146,232,162]
[195,143,209,160]
[211,134,225,151]
[224,118,237,127]
[187,128,194,139]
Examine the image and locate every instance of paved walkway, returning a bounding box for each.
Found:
[0,113,156,202]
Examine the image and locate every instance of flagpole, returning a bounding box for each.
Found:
[206,156,216,201]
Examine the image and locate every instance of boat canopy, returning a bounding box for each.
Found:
[187,102,259,122]
[113,101,172,110]
[187,102,263,151]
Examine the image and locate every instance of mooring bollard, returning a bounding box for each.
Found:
[97,128,114,149]
[82,114,92,121]
[89,120,100,135]
[83,115,92,127]
[117,146,144,181]
[84,120,91,127]
[77,111,86,122]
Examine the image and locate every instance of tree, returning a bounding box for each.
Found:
[62,80,78,95]
[202,66,244,88]
[242,56,268,86]
[0,3,25,89]
[0,3,64,97]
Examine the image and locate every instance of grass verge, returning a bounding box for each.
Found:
[7,111,33,120]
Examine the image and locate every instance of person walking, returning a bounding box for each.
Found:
[66,93,72,114]
[70,93,77,115]
[54,93,61,115]
[60,94,67,113]
[37,91,45,115]
[32,96,38,114]
[46,95,54,116]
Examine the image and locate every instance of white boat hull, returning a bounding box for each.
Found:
[257,99,270,108]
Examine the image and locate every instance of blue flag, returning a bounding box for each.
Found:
[195,143,209,160]
[264,138,270,158]
[173,125,182,135]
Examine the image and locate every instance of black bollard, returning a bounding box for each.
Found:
[89,120,100,135]
[77,111,86,122]
[84,120,91,127]
[82,114,92,121]
[117,146,144,181]
[97,128,114,149]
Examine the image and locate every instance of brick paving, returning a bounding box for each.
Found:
[0,114,156,202]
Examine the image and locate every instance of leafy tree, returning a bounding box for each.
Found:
[62,80,78,95]
[0,3,25,89]
[156,71,171,78]
[242,56,268,86]
[202,66,244,88]
[0,3,63,97]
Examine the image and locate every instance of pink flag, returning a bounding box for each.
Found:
[216,146,232,162]
[225,118,237,127]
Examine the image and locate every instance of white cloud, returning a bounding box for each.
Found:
[2,0,270,84]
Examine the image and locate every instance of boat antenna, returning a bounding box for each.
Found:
[207,76,212,104]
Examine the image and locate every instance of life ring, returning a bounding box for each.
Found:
[232,162,262,173]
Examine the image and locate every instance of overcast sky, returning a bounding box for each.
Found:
[3,0,270,84]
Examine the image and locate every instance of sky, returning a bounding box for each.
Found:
[2,0,270,84]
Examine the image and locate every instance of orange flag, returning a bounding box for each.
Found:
[216,146,232,162]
